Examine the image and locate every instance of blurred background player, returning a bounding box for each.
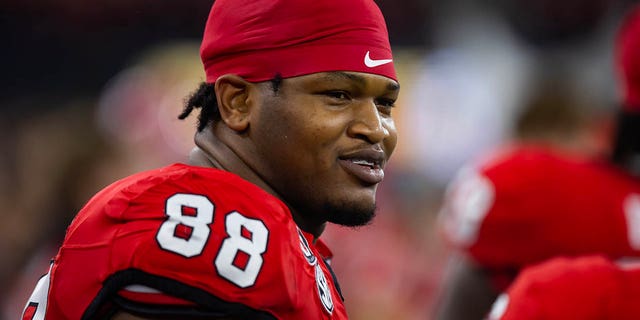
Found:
[612,3,640,177]
[487,4,640,320]
[487,255,640,320]
[20,0,400,319]
[435,2,640,320]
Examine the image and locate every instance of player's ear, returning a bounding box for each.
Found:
[215,74,254,132]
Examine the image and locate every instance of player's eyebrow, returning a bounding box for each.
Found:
[331,71,367,84]
[386,81,400,92]
[322,71,400,92]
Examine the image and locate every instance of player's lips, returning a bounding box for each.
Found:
[338,148,386,184]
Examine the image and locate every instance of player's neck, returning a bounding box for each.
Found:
[191,128,274,192]
[190,127,326,240]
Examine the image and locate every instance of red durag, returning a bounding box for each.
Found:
[200,0,397,83]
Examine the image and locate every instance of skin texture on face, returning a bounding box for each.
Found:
[240,71,400,234]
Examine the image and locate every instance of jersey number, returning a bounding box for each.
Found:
[156,193,269,288]
[21,263,53,320]
[625,194,640,250]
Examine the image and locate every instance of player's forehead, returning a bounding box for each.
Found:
[283,71,400,93]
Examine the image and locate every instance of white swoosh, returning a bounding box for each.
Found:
[364,51,393,68]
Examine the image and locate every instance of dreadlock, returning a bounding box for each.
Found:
[179,82,218,132]
[179,74,284,132]
[270,73,283,94]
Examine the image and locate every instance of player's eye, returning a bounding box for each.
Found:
[375,98,396,115]
[376,98,395,108]
[323,91,351,100]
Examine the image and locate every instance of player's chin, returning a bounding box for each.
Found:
[324,198,377,227]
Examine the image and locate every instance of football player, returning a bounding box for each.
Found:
[21,0,400,319]
[435,4,640,319]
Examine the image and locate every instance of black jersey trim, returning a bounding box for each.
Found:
[82,268,276,320]
[612,109,640,175]
[612,109,640,159]
[323,259,344,302]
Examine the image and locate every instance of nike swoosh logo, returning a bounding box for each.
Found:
[364,51,393,68]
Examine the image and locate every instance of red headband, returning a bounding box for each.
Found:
[617,5,640,111]
[200,0,397,83]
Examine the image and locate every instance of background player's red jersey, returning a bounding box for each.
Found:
[488,255,640,320]
[22,164,347,320]
[441,144,640,287]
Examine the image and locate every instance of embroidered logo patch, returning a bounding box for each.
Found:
[364,51,392,68]
[297,228,317,265]
[315,264,334,314]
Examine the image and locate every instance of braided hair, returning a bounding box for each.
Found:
[179,74,283,132]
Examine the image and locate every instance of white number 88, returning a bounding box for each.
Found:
[157,193,269,288]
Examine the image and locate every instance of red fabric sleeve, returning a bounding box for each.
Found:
[490,255,640,320]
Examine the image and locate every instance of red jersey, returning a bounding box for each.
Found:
[487,255,640,320]
[441,144,640,286]
[21,164,347,320]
